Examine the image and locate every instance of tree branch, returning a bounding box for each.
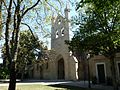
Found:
[21,22,37,40]
[111,4,120,31]
[13,0,16,7]
[5,0,13,64]
[2,0,8,11]
[22,0,41,17]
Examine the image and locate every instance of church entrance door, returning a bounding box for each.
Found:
[58,58,65,79]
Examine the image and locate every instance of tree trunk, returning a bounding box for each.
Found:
[87,59,91,88]
[76,52,86,80]
[110,57,119,90]
[8,62,16,90]
[4,0,17,90]
[78,61,81,80]
[0,1,2,38]
[21,67,25,81]
[21,72,24,81]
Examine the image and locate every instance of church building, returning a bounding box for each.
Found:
[28,5,78,80]
[27,5,120,85]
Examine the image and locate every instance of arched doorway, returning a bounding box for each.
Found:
[58,58,65,79]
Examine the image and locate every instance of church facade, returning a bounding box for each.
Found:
[28,6,78,80]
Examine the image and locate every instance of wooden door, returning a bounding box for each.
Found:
[97,64,105,83]
[58,59,65,79]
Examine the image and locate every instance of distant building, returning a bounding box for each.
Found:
[89,53,120,85]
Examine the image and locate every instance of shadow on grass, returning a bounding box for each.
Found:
[48,84,98,90]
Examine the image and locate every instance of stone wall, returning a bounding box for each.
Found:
[89,53,120,84]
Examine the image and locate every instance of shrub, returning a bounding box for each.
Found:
[92,76,97,84]
[106,77,112,86]
[0,67,9,79]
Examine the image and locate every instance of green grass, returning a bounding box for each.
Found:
[0,84,100,90]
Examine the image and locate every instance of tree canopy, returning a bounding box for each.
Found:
[67,0,120,57]
[66,0,120,90]
[2,30,47,78]
[16,30,47,79]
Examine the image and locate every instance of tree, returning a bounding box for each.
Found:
[66,0,120,90]
[0,0,63,90]
[1,30,50,80]
[16,30,47,80]
[0,1,2,38]
[4,1,41,90]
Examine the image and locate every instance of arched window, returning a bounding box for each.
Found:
[58,19,61,25]
[61,28,64,36]
[56,31,59,38]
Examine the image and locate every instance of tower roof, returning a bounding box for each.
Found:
[64,1,70,12]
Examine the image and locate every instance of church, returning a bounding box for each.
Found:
[28,5,78,80]
[27,5,120,85]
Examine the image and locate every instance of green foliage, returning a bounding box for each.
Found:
[67,0,120,58]
[0,67,9,79]
[16,30,47,77]
[0,84,96,90]
[66,1,120,90]
[1,30,47,79]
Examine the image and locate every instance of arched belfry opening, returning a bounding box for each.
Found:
[58,58,65,79]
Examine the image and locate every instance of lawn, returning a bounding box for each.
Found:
[0,84,100,90]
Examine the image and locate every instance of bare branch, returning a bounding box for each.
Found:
[36,18,51,37]
[22,0,41,17]
[13,0,16,7]
[21,22,36,40]
[46,1,61,15]
[2,0,8,11]
[21,5,25,15]
[20,0,23,3]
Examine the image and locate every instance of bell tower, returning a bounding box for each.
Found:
[49,5,78,81]
[51,5,70,50]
